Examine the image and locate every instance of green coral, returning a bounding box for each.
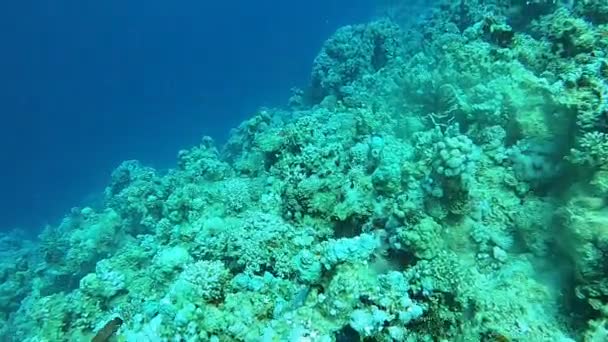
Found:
[569,131,608,168]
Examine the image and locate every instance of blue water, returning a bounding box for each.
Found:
[0,0,375,232]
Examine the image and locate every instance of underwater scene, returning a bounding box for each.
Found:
[3,0,608,341]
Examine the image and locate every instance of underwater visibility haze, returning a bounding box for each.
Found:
[2,0,608,340]
[0,0,374,232]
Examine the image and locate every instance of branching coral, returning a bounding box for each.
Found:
[569,131,608,168]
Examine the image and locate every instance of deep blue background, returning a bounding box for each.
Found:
[0,1,374,232]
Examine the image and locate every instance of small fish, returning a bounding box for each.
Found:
[92,317,123,342]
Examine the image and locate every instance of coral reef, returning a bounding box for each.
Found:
[2,0,608,340]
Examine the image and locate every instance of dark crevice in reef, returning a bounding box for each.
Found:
[371,37,389,71]
[387,247,418,269]
[333,217,365,238]
[334,324,361,342]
